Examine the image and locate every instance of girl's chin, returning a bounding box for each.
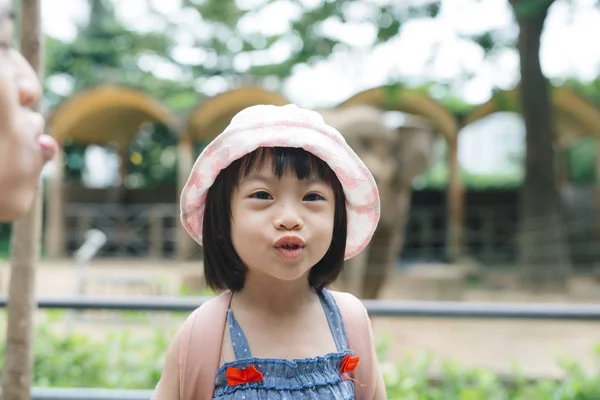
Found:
[247,265,312,283]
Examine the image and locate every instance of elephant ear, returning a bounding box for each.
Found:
[394,116,437,188]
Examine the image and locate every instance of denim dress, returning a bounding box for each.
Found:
[212,289,356,399]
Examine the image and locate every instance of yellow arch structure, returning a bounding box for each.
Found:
[336,86,459,140]
[185,86,290,141]
[45,85,176,259]
[464,86,600,144]
[49,85,175,146]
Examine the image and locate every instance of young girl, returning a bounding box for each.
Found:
[154,104,387,399]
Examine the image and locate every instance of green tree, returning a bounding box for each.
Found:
[507,0,600,289]
[44,0,195,111]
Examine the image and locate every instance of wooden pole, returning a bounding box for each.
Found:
[44,144,65,258]
[176,134,195,259]
[446,134,464,262]
[1,1,43,399]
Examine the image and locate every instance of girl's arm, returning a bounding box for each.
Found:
[372,360,387,400]
[152,328,183,400]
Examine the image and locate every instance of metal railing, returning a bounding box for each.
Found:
[1,297,599,399]
[2,295,600,320]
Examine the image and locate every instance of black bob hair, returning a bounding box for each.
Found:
[202,147,347,292]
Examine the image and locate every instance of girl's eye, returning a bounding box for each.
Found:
[250,191,272,200]
[303,193,325,202]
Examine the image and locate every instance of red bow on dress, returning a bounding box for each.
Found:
[226,365,264,387]
[340,354,360,379]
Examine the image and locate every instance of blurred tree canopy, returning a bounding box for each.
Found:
[43,0,600,112]
[44,0,195,111]
[44,0,600,191]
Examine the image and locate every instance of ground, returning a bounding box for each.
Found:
[0,258,599,379]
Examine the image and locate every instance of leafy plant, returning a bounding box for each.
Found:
[0,322,598,398]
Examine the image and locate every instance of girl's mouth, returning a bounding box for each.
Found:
[38,134,58,162]
[276,245,304,260]
[274,236,305,260]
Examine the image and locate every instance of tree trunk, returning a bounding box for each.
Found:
[1,1,43,399]
[511,0,572,291]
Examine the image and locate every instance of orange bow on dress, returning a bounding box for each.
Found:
[226,365,264,387]
[340,354,363,386]
[340,354,360,379]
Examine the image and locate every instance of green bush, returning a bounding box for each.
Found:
[0,324,599,399]
[380,351,600,399]
[377,335,600,400]
[0,323,174,389]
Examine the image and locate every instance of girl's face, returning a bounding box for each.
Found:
[0,0,57,221]
[230,160,336,283]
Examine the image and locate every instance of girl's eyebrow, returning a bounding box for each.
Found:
[240,174,275,184]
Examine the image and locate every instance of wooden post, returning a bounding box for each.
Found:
[555,147,569,186]
[44,144,65,258]
[149,206,164,259]
[595,140,600,242]
[446,134,464,262]
[1,1,43,399]
[176,134,195,259]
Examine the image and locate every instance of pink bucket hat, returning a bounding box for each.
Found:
[180,104,380,260]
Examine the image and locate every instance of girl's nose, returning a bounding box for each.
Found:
[274,203,304,231]
[13,50,42,107]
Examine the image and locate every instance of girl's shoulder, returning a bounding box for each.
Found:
[325,289,368,317]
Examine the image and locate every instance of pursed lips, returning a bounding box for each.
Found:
[274,235,305,249]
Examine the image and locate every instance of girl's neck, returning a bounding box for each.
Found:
[232,272,316,316]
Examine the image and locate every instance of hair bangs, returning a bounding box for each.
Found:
[239,147,334,183]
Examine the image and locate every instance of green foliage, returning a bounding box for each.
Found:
[249,1,442,78]
[492,90,521,114]
[381,83,406,108]
[376,6,403,43]
[178,284,215,297]
[0,223,11,259]
[566,137,596,185]
[61,141,87,182]
[44,0,191,110]
[438,95,477,120]
[0,323,173,389]
[127,123,179,189]
[0,322,598,398]
[511,0,556,21]
[564,78,600,107]
[382,346,600,399]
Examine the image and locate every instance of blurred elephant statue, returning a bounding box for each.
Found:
[318,105,437,299]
